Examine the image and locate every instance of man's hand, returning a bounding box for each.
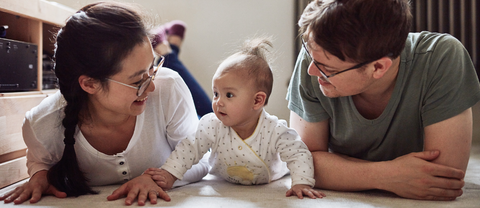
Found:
[379,150,465,200]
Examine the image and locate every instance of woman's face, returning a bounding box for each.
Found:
[90,39,156,118]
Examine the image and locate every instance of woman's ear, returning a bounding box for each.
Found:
[78,75,100,94]
[253,91,267,110]
[372,57,393,79]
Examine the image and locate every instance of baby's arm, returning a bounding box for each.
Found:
[147,117,214,190]
[144,152,210,190]
[274,125,324,199]
[286,184,326,199]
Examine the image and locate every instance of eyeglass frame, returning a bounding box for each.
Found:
[107,55,165,97]
[301,39,371,83]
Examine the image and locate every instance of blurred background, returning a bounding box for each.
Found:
[45,0,480,126]
[50,0,299,121]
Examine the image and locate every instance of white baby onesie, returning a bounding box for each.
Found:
[162,110,315,187]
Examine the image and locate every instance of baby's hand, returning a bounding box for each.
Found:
[286,184,326,199]
[143,168,177,190]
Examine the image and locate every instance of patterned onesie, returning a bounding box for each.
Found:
[162,110,315,187]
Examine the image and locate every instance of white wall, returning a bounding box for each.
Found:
[51,0,296,121]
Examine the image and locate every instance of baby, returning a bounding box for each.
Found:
[145,37,325,199]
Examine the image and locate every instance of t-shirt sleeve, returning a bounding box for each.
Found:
[286,47,330,123]
[421,35,480,126]
[159,69,200,150]
[23,118,53,176]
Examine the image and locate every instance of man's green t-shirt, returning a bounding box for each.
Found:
[286,32,480,161]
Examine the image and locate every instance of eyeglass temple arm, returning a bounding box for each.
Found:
[155,55,165,67]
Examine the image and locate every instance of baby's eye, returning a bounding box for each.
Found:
[213,92,218,98]
[226,92,233,98]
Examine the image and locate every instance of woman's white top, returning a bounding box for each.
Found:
[22,68,208,186]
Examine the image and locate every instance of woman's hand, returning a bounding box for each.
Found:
[379,150,465,200]
[0,170,67,204]
[286,184,326,199]
[143,168,177,191]
[107,174,170,205]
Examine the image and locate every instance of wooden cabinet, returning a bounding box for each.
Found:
[0,0,74,188]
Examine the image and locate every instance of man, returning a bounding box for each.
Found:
[287,0,480,200]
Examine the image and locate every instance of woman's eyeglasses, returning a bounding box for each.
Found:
[107,55,165,96]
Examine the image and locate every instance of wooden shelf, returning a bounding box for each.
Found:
[0,0,75,92]
[0,0,75,26]
[0,0,74,188]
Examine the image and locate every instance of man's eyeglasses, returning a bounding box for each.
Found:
[107,55,165,96]
[301,39,370,83]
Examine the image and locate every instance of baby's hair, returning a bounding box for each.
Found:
[223,36,274,105]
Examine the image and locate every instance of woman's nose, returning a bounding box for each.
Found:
[148,80,156,93]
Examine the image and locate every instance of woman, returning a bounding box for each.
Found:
[0,2,208,205]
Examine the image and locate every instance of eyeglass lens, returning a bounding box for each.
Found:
[302,41,331,83]
[136,56,163,96]
[137,77,153,96]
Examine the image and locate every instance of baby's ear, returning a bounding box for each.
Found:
[253,91,266,110]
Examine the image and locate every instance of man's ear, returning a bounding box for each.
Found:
[372,57,393,79]
[78,75,100,94]
[253,91,266,110]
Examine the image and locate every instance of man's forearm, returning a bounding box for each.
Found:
[311,151,384,191]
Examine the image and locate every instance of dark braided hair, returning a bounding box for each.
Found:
[49,1,149,196]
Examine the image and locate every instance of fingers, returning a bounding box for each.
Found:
[295,189,305,199]
[0,190,11,200]
[135,188,147,206]
[107,184,127,201]
[3,187,23,204]
[413,150,440,161]
[429,176,465,190]
[0,187,18,203]
[155,189,171,202]
[412,187,463,201]
[46,185,67,199]
[286,186,326,199]
[28,187,44,203]
[148,190,159,204]
[429,166,465,180]
[313,190,327,198]
[143,168,162,175]
[298,189,326,199]
[151,174,167,181]
[124,187,140,206]
[412,150,465,179]
[426,186,463,200]
[285,189,293,197]
[2,187,30,204]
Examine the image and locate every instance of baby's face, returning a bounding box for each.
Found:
[211,70,258,129]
